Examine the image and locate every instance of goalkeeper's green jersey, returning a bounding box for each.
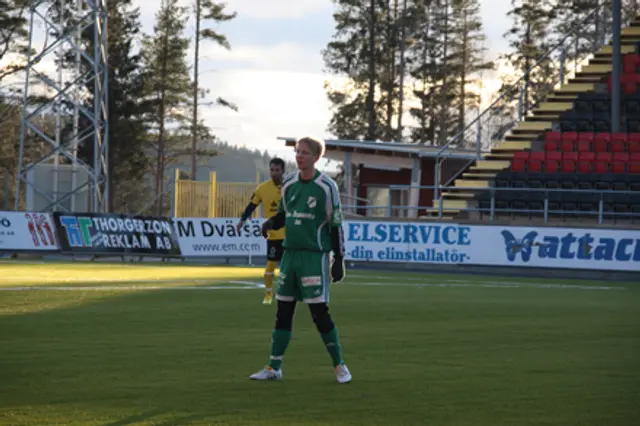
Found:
[278,170,343,253]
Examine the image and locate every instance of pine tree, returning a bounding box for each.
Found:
[365,0,379,140]
[406,0,461,145]
[140,0,193,214]
[406,0,467,146]
[597,1,640,41]
[551,0,600,78]
[435,0,456,146]
[190,0,237,180]
[323,0,386,141]
[0,0,29,83]
[396,0,409,140]
[407,0,441,144]
[381,0,398,141]
[622,0,640,24]
[0,1,32,207]
[448,0,493,141]
[0,0,29,138]
[100,0,151,213]
[501,0,558,119]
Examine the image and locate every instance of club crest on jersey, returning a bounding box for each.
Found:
[333,209,343,224]
[307,196,317,208]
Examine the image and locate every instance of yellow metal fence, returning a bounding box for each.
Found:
[173,170,262,218]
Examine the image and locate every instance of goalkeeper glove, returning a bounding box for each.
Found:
[331,255,346,283]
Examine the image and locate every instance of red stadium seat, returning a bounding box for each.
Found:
[547,151,562,160]
[561,139,575,152]
[545,151,561,172]
[578,152,595,173]
[544,140,559,152]
[629,153,640,173]
[578,132,595,143]
[627,133,640,152]
[576,139,591,152]
[528,152,545,172]
[545,131,561,142]
[612,153,629,173]
[627,133,640,142]
[623,54,640,73]
[511,151,528,172]
[594,132,611,152]
[561,132,578,152]
[623,82,637,94]
[611,133,627,152]
[608,72,640,94]
[562,152,578,173]
[594,152,612,173]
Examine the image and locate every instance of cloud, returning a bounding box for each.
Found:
[223,0,331,20]
[197,42,324,74]
[480,0,512,58]
[197,68,334,161]
[134,0,331,29]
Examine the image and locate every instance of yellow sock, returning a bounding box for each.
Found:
[264,260,277,292]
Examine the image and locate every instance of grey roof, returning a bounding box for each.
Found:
[277,137,485,160]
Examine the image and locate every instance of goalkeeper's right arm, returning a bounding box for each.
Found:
[261,211,285,237]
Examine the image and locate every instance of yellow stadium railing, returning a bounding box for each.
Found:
[174,170,262,218]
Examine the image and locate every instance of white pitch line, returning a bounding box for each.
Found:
[346,281,624,291]
[0,277,260,286]
[0,285,262,291]
[0,280,623,292]
[0,282,263,291]
[347,274,623,290]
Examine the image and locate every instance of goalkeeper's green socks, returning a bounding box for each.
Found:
[321,327,344,367]
[268,328,343,370]
[268,329,291,370]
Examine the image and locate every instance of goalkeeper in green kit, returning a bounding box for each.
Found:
[249,136,352,384]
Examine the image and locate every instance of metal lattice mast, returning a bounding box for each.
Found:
[15,0,108,213]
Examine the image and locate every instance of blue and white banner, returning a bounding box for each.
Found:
[173,217,640,271]
[343,220,640,271]
[469,225,640,271]
[344,221,472,264]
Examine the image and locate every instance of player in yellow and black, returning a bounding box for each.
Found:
[236,158,286,305]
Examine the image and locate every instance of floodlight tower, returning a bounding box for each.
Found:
[15,0,109,213]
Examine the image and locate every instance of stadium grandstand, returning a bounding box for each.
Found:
[433,14,640,225]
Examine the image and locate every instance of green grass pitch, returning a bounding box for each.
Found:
[0,260,639,426]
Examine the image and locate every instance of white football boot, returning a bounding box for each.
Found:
[249,366,282,381]
[334,363,352,384]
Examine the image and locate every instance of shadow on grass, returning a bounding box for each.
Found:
[1,271,638,426]
[0,284,284,425]
[0,277,263,288]
[102,409,166,426]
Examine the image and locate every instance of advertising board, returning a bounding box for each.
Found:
[174,218,266,257]
[0,211,59,251]
[54,213,181,256]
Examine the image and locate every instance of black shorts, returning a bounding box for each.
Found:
[267,239,284,262]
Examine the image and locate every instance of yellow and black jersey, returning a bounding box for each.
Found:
[251,180,285,240]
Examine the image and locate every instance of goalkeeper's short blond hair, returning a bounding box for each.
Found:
[296,136,326,159]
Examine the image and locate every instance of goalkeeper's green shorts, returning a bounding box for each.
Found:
[275,250,331,304]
